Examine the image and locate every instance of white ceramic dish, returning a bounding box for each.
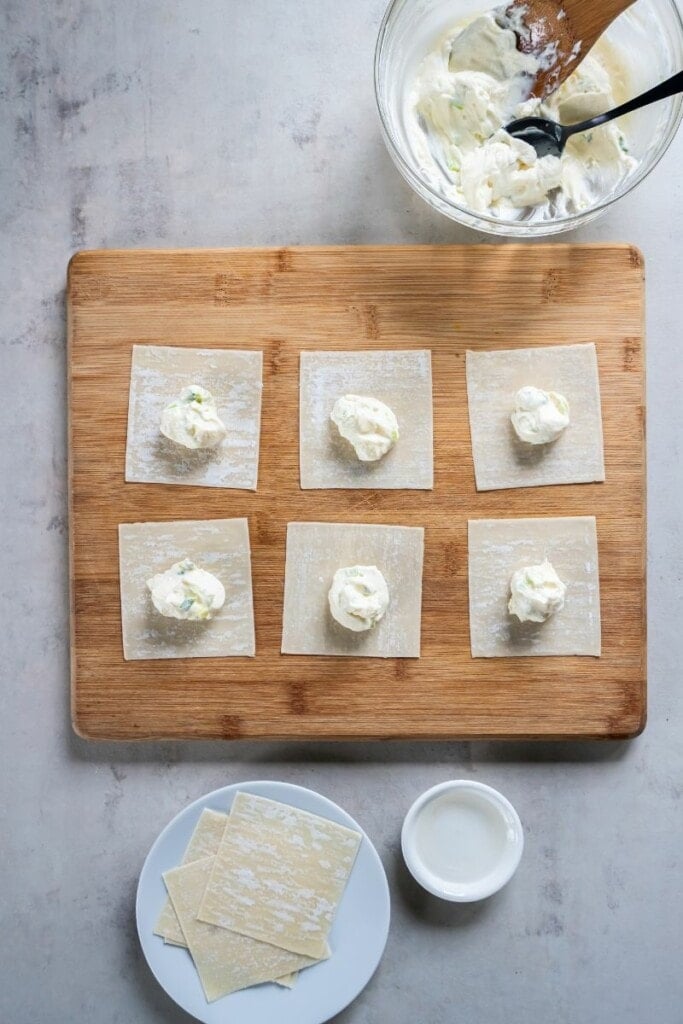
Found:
[401,780,524,901]
[136,780,390,1024]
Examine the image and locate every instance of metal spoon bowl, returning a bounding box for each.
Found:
[506,70,683,158]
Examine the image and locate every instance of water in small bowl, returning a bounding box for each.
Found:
[402,781,524,901]
[413,788,510,886]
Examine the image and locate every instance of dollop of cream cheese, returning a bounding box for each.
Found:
[160,385,227,450]
[328,565,390,632]
[330,395,399,462]
[508,559,566,623]
[408,10,637,221]
[460,129,562,211]
[511,386,570,444]
[147,559,225,621]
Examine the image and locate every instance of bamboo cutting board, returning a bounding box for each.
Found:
[68,245,646,741]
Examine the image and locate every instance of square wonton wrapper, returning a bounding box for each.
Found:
[468,517,601,658]
[155,809,228,946]
[466,344,605,491]
[154,810,301,989]
[299,350,433,489]
[118,518,255,660]
[198,793,361,960]
[125,345,263,489]
[163,858,324,1002]
[281,522,425,658]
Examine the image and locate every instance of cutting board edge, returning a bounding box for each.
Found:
[69,702,647,743]
[67,241,647,273]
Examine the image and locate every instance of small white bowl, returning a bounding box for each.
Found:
[401,780,524,902]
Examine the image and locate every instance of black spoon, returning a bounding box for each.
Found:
[505,70,683,158]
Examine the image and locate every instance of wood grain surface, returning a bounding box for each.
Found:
[68,245,646,741]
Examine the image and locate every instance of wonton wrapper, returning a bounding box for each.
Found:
[299,350,433,489]
[466,344,605,491]
[118,518,255,660]
[125,345,263,489]
[281,522,425,658]
[198,793,361,959]
[163,858,324,1002]
[155,809,228,946]
[468,516,601,658]
[154,808,300,987]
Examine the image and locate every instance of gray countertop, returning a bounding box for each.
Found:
[2,2,682,1022]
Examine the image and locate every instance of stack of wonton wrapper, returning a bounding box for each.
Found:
[154,792,362,1002]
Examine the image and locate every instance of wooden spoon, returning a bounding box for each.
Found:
[501,0,637,98]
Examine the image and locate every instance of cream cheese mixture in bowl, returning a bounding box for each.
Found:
[375,0,683,235]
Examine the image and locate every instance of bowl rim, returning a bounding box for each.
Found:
[401,779,525,902]
[374,0,683,234]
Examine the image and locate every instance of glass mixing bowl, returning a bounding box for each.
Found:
[375,0,683,236]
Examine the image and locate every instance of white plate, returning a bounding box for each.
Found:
[136,780,391,1024]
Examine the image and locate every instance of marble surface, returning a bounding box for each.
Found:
[2,2,683,1022]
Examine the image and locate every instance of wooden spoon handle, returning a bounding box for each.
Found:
[567,0,638,51]
[505,0,637,98]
